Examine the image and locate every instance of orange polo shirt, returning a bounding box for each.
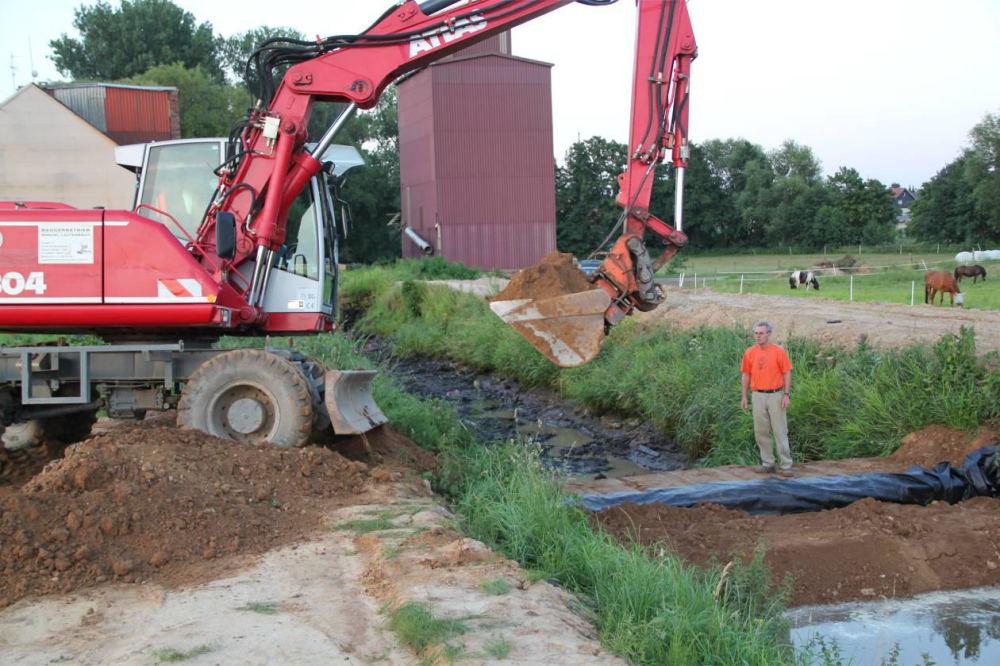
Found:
[741,344,793,391]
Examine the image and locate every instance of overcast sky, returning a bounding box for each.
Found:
[4,0,1000,188]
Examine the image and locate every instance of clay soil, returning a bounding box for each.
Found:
[0,417,437,609]
[593,426,1000,608]
[491,250,596,301]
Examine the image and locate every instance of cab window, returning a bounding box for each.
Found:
[139,142,220,240]
[277,186,320,281]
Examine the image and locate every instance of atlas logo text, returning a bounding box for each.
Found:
[409,16,487,58]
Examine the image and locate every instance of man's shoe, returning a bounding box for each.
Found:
[754,465,776,475]
[776,468,795,478]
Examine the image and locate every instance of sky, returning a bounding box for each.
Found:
[3,0,1000,188]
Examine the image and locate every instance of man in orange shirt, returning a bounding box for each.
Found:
[740,320,794,476]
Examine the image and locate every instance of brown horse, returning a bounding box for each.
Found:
[925,270,961,306]
[955,265,987,284]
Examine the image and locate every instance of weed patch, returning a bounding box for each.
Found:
[386,602,474,655]
[480,577,511,596]
[151,645,214,662]
[235,601,278,615]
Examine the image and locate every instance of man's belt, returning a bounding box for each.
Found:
[754,388,783,394]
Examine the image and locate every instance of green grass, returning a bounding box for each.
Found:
[151,645,214,662]
[481,577,512,596]
[483,635,513,660]
[445,440,795,665]
[386,602,474,655]
[660,251,952,276]
[342,268,1000,465]
[335,518,399,535]
[235,601,278,615]
[709,259,1000,311]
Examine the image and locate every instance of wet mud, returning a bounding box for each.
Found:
[371,341,688,477]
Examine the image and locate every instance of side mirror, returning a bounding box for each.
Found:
[216,211,237,260]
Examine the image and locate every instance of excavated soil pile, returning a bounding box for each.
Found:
[490,251,595,302]
[592,426,1000,607]
[0,420,435,608]
[889,424,1000,468]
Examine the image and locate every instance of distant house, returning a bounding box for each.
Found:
[890,186,918,232]
[0,83,179,210]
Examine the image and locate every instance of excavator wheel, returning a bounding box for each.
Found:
[177,349,314,448]
[2,419,56,452]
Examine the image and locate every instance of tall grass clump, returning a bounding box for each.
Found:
[443,441,795,665]
[390,256,483,280]
[344,267,1000,465]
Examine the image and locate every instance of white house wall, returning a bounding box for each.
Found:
[0,85,135,210]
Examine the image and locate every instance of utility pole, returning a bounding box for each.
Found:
[9,52,17,92]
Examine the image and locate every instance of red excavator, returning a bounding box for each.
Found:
[0,0,695,449]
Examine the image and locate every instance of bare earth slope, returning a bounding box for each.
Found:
[640,288,1000,351]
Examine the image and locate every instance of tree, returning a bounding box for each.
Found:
[50,0,222,82]
[218,26,305,99]
[554,137,628,258]
[827,167,896,244]
[338,88,401,263]
[909,157,979,243]
[124,63,238,138]
[769,139,822,185]
[651,142,733,249]
[965,110,1000,238]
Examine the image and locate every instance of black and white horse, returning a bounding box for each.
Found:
[789,270,819,290]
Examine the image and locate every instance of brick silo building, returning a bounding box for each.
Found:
[397,33,557,271]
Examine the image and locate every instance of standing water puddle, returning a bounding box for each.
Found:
[478,403,649,478]
[787,587,1000,665]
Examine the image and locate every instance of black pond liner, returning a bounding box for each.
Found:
[576,446,1000,515]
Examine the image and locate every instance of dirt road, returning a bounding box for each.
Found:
[642,288,1000,351]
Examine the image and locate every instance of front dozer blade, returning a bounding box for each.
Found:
[490,290,612,368]
[324,370,389,435]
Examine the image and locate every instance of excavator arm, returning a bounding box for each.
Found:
[198,0,696,360]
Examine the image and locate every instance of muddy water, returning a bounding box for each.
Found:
[787,587,1000,665]
[374,343,687,478]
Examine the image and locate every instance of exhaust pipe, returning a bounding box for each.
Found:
[404,227,434,255]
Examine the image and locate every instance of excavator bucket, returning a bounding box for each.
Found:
[324,370,389,435]
[489,290,612,368]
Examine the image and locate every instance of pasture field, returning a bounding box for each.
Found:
[704,259,1000,311]
[660,251,953,276]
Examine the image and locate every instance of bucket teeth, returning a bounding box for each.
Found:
[323,370,388,435]
[490,290,611,368]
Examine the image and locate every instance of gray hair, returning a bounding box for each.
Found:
[753,320,773,334]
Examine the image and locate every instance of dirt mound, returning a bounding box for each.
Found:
[490,251,595,302]
[889,425,1000,468]
[594,494,1000,607]
[0,420,434,608]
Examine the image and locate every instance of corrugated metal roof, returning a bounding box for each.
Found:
[45,84,177,145]
[45,83,177,92]
[50,86,107,132]
[104,86,174,144]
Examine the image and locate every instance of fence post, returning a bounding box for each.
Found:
[694,272,697,289]
[911,281,915,306]
[740,274,744,294]
[937,243,940,254]
[679,272,685,288]
[900,244,902,254]
[850,275,854,302]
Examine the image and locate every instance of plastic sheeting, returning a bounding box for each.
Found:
[578,447,1000,515]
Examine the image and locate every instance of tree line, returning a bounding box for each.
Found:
[47,1,999,263]
[555,137,900,259]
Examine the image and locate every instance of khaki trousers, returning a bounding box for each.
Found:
[751,391,792,470]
